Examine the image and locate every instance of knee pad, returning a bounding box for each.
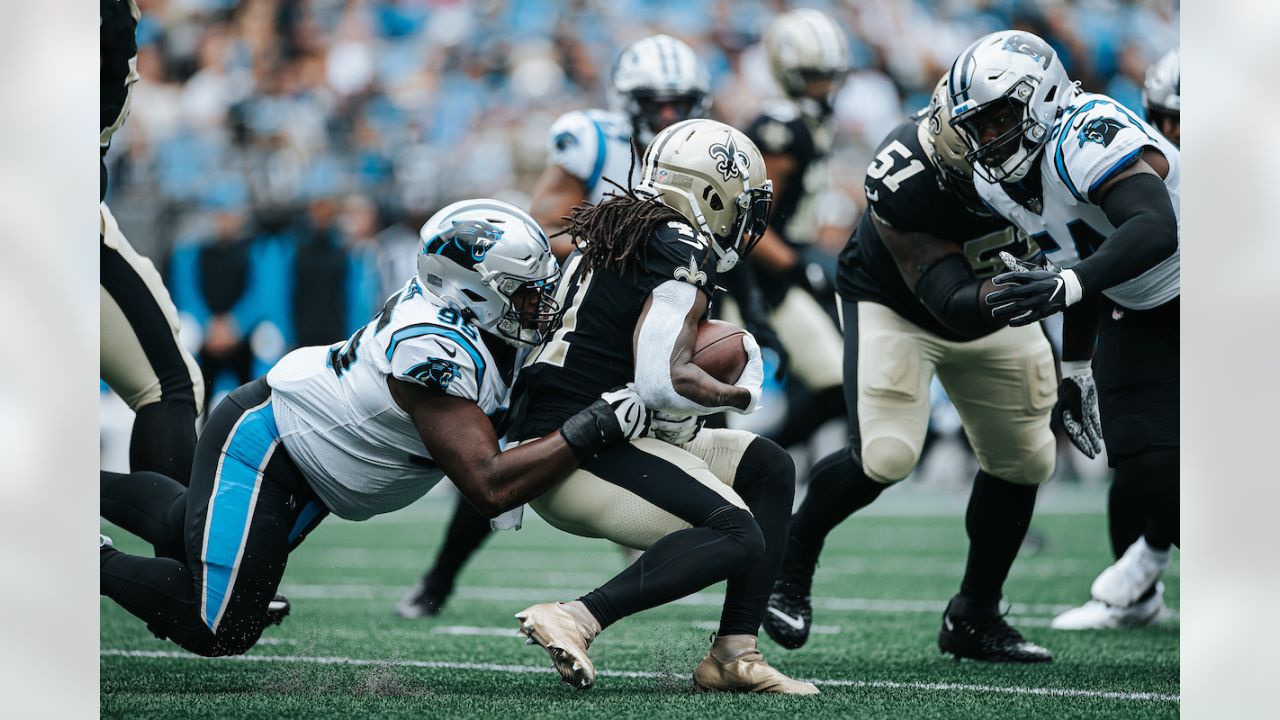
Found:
[861,435,918,484]
[1005,436,1056,487]
[704,506,765,575]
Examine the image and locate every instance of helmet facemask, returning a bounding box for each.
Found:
[951,79,1048,183]
[625,89,712,148]
[487,272,561,347]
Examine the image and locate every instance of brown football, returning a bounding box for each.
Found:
[690,320,748,384]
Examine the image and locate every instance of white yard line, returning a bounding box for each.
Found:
[99,648,1178,703]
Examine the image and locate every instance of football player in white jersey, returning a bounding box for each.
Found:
[100,200,649,658]
[529,34,711,262]
[1052,47,1180,631]
[943,31,1180,628]
[396,34,717,620]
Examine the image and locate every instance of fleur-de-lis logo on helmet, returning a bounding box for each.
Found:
[708,136,750,182]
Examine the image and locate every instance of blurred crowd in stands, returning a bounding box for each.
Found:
[102,0,1178,404]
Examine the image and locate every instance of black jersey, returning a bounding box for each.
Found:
[836,117,1034,342]
[512,220,718,441]
[745,99,832,245]
[101,0,140,200]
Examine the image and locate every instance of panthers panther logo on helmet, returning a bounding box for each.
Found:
[422,220,505,266]
[1076,117,1126,149]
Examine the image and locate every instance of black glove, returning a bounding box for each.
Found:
[559,384,649,461]
[1053,362,1104,459]
[985,251,1082,327]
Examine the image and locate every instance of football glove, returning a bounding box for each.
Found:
[985,251,1084,326]
[559,384,650,460]
[1054,361,1105,459]
[648,411,703,446]
[730,333,765,415]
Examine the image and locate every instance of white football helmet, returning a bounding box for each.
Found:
[764,8,850,100]
[609,34,712,147]
[1143,48,1180,119]
[417,199,560,347]
[637,119,773,273]
[946,30,1074,183]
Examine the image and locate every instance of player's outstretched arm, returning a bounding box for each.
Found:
[388,378,647,518]
[875,214,1005,339]
[633,280,762,415]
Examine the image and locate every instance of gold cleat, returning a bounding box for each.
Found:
[692,638,819,695]
[515,602,599,690]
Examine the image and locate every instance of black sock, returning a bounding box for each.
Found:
[580,506,764,630]
[789,445,887,556]
[101,470,187,560]
[958,471,1038,608]
[1107,470,1147,559]
[424,497,493,594]
[716,438,795,636]
[130,400,198,486]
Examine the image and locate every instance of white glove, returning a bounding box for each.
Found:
[729,333,764,415]
[647,411,703,446]
[599,383,650,442]
[1055,361,1104,459]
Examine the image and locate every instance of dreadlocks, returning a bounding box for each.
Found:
[553,177,688,277]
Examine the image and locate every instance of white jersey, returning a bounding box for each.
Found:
[546,109,634,204]
[267,278,519,521]
[976,91,1180,310]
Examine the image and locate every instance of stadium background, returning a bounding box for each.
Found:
[99,0,1178,443]
[96,2,1182,716]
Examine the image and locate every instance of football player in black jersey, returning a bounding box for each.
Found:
[733,8,850,448]
[509,120,815,694]
[99,0,290,625]
[762,79,1057,663]
[99,0,205,482]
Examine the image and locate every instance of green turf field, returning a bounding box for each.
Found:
[101,484,1179,718]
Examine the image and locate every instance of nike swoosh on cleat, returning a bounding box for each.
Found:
[944,617,954,631]
[767,607,807,631]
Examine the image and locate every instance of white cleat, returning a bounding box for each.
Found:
[515,602,599,690]
[1090,537,1170,608]
[1051,583,1169,630]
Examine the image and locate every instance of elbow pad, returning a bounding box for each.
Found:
[915,254,1003,339]
[634,281,719,415]
[1076,173,1178,295]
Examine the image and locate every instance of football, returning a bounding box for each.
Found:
[690,319,748,384]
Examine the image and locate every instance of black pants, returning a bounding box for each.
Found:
[101,379,329,656]
[1095,297,1180,550]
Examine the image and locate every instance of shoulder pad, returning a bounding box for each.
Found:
[760,98,802,122]
[386,323,486,402]
[547,110,605,183]
[643,221,715,291]
[1049,95,1160,202]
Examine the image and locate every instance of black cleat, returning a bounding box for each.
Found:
[394,578,450,619]
[265,594,291,627]
[762,537,819,650]
[937,598,1052,663]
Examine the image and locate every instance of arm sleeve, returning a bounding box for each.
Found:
[633,280,723,415]
[1070,172,1179,297]
[546,111,604,189]
[387,330,482,402]
[914,254,1004,340]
